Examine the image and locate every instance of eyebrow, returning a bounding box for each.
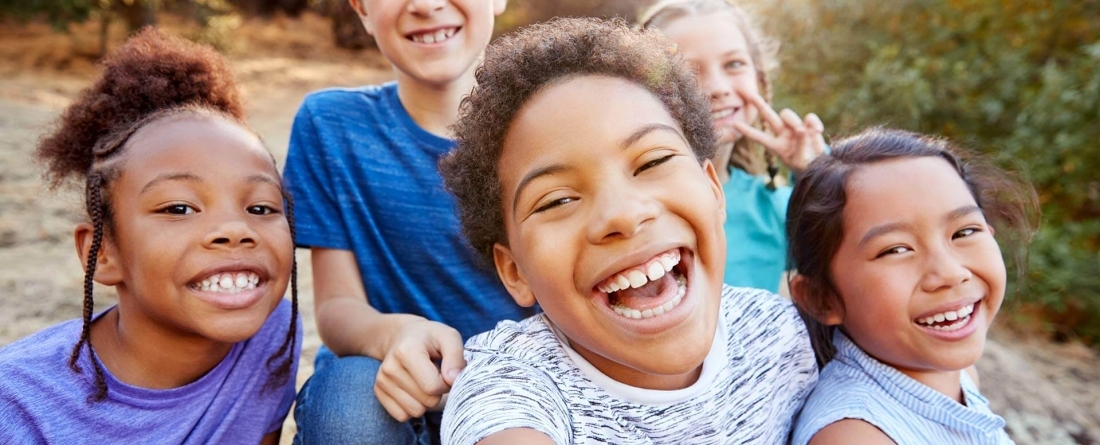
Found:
[510,123,688,212]
[857,204,985,247]
[139,173,282,195]
[140,172,200,195]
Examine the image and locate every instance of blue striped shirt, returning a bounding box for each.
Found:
[792,331,1013,444]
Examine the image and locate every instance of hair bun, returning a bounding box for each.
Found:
[37,27,243,187]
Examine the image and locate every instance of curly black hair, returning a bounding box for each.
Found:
[34,28,298,402]
[439,16,716,267]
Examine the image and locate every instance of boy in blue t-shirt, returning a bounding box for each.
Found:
[281,0,528,443]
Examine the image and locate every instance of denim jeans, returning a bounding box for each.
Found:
[293,346,440,445]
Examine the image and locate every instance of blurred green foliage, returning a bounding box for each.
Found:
[750,0,1100,343]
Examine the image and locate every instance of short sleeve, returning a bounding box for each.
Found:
[282,96,351,250]
[442,354,571,445]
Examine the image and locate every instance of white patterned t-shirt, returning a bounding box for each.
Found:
[442,286,817,444]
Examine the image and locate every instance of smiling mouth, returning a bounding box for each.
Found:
[190,271,261,294]
[407,27,460,44]
[596,249,688,320]
[710,107,739,122]
[914,301,978,332]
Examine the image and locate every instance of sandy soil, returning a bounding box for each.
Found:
[0,14,1096,444]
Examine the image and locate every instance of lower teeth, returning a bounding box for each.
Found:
[611,273,686,320]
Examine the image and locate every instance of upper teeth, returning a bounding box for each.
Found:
[917,304,974,326]
[612,272,687,319]
[597,250,680,294]
[411,27,456,44]
[711,108,734,120]
[197,272,259,294]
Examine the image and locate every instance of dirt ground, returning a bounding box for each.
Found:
[0,14,1097,444]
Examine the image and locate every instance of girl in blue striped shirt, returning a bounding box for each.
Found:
[786,128,1038,444]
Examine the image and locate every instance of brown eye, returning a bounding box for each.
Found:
[160,204,195,215]
[634,155,675,176]
[952,227,979,239]
[535,197,577,213]
[247,205,277,215]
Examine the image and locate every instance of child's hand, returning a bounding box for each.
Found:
[732,90,827,174]
[374,318,465,422]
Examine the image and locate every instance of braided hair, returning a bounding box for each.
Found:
[34,28,298,402]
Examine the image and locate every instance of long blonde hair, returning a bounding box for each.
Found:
[640,0,780,179]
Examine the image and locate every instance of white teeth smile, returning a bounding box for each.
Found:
[597,250,680,294]
[410,27,457,44]
[612,272,687,320]
[195,272,260,294]
[916,303,975,331]
[711,108,734,120]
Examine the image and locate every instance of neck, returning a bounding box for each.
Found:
[712,141,734,183]
[90,301,233,390]
[569,339,703,391]
[394,70,476,138]
[897,367,965,404]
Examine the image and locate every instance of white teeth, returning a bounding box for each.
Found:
[646,262,666,281]
[627,270,648,289]
[434,29,447,42]
[610,272,687,320]
[599,251,682,295]
[917,304,975,327]
[711,108,733,119]
[196,272,260,294]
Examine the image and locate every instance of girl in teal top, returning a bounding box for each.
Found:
[642,0,827,292]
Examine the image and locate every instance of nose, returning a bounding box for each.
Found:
[920,244,972,292]
[408,0,446,15]
[204,216,259,249]
[585,182,660,244]
[700,66,732,102]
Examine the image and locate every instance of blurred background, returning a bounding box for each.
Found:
[0,0,1097,443]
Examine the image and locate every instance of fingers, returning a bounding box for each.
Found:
[435,328,467,386]
[731,120,776,147]
[375,381,436,422]
[805,112,824,133]
[375,354,443,421]
[779,108,806,136]
[740,88,785,132]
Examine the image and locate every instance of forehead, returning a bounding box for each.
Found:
[843,156,977,229]
[661,11,749,59]
[117,115,277,185]
[498,76,681,178]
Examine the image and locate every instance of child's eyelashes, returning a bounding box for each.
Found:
[952,226,982,239]
[158,203,196,215]
[875,245,912,258]
[534,197,577,214]
[247,204,281,216]
[634,154,677,176]
[723,59,747,71]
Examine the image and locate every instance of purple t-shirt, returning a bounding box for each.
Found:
[0,299,300,444]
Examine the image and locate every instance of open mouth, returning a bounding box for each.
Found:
[189,271,261,294]
[407,26,460,44]
[914,301,979,332]
[710,106,739,123]
[595,249,689,320]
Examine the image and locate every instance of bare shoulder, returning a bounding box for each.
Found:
[477,428,557,445]
[808,419,895,445]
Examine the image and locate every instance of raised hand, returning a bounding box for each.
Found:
[374,318,465,422]
[732,89,827,173]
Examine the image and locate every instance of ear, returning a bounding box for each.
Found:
[789,273,843,326]
[74,222,123,286]
[702,159,726,224]
[493,243,536,307]
[347,0,374,35]
[492,0,508,16]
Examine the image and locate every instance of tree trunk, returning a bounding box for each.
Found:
[118,0,157,33]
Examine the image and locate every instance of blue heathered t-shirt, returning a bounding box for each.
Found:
[282,82,534,340]
[722,168,792,292]
[0,300,300,443]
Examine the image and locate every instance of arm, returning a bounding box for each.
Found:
[259,430,279,445]
[477,429,557,445]
[312,247,465,421]
[808,419,896,445]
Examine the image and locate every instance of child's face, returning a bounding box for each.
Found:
[352,0,506,87]
[660,11,761,146]
[100,116,293,344]
[493,76,727,390]
[828,156,1006,379]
